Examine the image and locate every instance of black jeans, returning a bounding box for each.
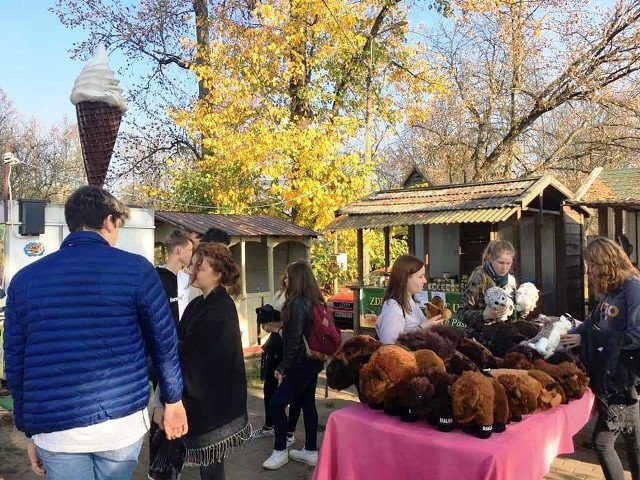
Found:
[592,397,640,480]
[264,361,302,431]
[269,357,324,451]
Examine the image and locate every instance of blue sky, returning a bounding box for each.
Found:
[0,1,133,128]
[0,1,613,129]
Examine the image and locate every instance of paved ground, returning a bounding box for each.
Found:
[0,368,634,480]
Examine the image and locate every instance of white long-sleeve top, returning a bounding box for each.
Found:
[375,298,425,344]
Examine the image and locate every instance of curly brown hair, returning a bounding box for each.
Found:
[584,237,639,295]
[191,242,241,297]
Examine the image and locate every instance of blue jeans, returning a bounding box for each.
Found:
[36,438,143,480]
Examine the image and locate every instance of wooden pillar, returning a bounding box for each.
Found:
[357,229,364,285]
[535,194,543,308]
[383,226,391,270]
[512,208,522,281]
[267,244,275,296]
[598,207,608,237]
[555,212,567,314]
[423,224,430,280]
[407,225,416,256]
[614,208,623,241]
[240,240,247,298]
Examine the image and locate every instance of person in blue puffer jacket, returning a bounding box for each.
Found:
[3,185,188,480]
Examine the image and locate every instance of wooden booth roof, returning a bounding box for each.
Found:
[571,167,640,209]
[155,211,318,238]
[325,175,586,231]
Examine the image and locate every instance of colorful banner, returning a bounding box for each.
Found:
[358,288,466,330]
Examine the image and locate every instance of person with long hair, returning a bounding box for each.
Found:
[458,239,522,328]
[375,255,444,344]
[152,242,251,480]
[561,237,640,480]
[262,261,325,470]
[253,272,301,447]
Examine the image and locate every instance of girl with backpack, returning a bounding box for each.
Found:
[262,261,328,470]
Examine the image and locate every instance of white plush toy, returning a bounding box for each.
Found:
[515,282,539,314]
[484,286,515,322]
[524,315,573,358]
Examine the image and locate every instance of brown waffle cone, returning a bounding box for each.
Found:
[76,101,123,187]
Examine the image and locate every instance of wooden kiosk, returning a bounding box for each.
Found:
[325,175,591,333]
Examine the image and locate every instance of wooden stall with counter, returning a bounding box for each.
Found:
[325,172,591,334]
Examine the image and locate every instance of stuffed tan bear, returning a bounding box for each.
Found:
[532,359,589,400]
[489,370,541,421]
[359,345,419,407]
[526,369,567,407]
[424,296,453,324]
[326,335,383,392]
[449,371,499,439]
[414,349,446,374]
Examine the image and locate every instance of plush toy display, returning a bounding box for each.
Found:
[429,324,466,348]
[526,369,566,407]
[396,329,456,360]
[524,315,573,359]
[396,375,436,423]
[514,282,539,315]
[489,371,541,421]
[484,286,515,321]
[476,322,528,358]
[326,335,382,391]
[501,351,535,370]
[359,345,419,406]
[532,359,589,400]
[449,371,500,439]
[424,296,453,324]
[456,338,499,370]
[445,350,480,376]
[414,349,446,374]
[425,370,458,431]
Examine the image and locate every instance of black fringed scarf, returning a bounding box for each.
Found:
[152,286,251,471]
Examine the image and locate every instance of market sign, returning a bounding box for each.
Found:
[358,288,466,330]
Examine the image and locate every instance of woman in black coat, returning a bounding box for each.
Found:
[152,242,250,480]
[262,260,325,470]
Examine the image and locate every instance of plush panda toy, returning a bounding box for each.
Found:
[484,286,515,322]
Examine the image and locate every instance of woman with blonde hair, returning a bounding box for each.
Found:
[375,255,444,344]
[458,239,522,328]
[561,237,640,480]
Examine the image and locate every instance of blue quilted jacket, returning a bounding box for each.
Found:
[3,231,183,436]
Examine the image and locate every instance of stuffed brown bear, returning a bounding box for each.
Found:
[396,329,456,360]
[359,345,419,406]
[449,371,497,438]
[456,338,499,370]
[526,369,566,407]
[424,296,453,324]
[326,335,383,391]
[414,349,446,374]
[445,350,480,376]
[394,375,436,423]
[501,351,535,370]
[532,359,589,400]
[489,370,542,421]
[426,370,458,432]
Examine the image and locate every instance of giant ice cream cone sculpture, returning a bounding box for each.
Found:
[70,44,127,187]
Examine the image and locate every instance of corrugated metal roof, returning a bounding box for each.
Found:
[337,178,539,215]
[325,207,519,231]
[155,211,318,237]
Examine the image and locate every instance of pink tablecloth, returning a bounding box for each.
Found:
[313,389,595,480]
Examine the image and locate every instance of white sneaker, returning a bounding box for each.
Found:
[286,433,296,448]
[252,425,274,438]
[289,448,318,466]
[262,449,289,470]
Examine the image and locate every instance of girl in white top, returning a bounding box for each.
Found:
[376,255,444,344]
